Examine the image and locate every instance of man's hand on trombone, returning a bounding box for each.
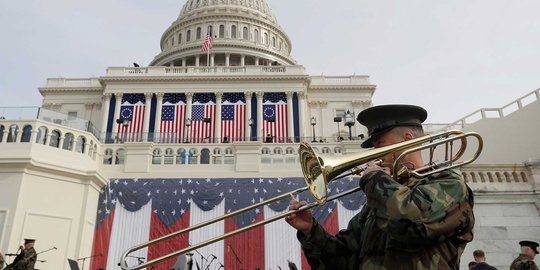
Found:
[285,200,313,236]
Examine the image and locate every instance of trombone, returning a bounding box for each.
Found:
[119,129,483,270]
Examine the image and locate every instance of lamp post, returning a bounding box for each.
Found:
[344,110,355,140]
[184,118,191,143]
[333,116,342,141]
[248,118,253,141]
[310,117,317,142]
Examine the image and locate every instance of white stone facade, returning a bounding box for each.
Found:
[1,0,539,269]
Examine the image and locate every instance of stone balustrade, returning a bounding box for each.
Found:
[105,65,306,77]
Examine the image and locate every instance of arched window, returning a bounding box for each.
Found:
[49,130,60,147]
[231,25,237,39]
[21,125,32,143]
[196,27,202,40]
[152,148,162,164]
[103,149,113,164]
[261,148,270,155]
[63,133,74,150]
[76,136,86,153]
[213,148,221,155]
[187,30,192,42]
[264,33,268,45]
[177,148,186,164]
[279,40,282,50]
[286,147,295,154]
[254,29,259,43]
[36,126,47,144]
[201,148,211,164]
[219,25,225,38]
[116,149,126,165]
[179,33,182,44]
[164,148,174,164]
[243,27,248,40]
[272,36,276,47]
[225,148,233,155]
[0,125,4,142]
[7,125,18,143]
[273,148,282,154]
[188,148,198,164]
[171,37,175,46]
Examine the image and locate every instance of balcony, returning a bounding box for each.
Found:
[104,65,306,77]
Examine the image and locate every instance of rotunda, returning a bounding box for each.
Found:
[150,0,297,67]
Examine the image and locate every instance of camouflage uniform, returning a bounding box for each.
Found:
[298,169,475,270]
[0,253,5,269]
[5,247,37,270]
[510,254,538,270]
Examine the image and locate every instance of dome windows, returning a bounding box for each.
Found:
[219,25,225,38]
[243,27,248,40]
[231,25,237,38]
[187,30,191,42]
[196,27,202,40]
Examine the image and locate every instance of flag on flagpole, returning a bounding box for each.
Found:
[202,27,214,52]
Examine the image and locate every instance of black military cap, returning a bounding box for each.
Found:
[24,239,36,244]
[519,240,539,254]
[357,104,427,148]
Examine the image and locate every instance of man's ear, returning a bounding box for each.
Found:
[404,128,414,140]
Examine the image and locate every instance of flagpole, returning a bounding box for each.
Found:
[207,49,210,67]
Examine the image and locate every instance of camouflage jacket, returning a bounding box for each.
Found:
[6,247,37,270]
[510,254,538,270]
[298,169,475,270]
[0,254,4,269]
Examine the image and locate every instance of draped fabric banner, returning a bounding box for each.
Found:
[160,93,187,143]
[263,93,288,143]
[191,93,216,143]
[117,94,146,142]
[221,93,246,143]
[90,178,365,270]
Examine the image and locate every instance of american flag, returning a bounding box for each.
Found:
[221,93,246,142]
[191,93,216,143]
[117,94,146,142]
[201,27,214,52]
[160,93,187,143]
[90,177,366,270]
[263,92,288,143]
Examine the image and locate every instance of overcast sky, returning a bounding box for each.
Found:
[1,0,539,123]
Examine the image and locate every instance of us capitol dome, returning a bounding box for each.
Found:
[151,0,296,67]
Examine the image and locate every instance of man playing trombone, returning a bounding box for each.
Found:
[286,105,475,270]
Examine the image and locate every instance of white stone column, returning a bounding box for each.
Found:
[196,56,200,67]
[241,55,245,66]
[30,129,38,144]
[1,130,9,143]
[225,54,230,66]
[153,93,164,141]
[318,101,326,140]
[215,92,223,143]
[256,92,264,141]
[298,92,306,141]
[210,54,215,67]
[182,58,187,67]
[58,136,65,149]
[255,57,260,66]
[143,92,153,142]
[112,93,123,135]
[44,133,52,146]
[244,91,252,141]
[100,93,112,139]
[286,92,295,142]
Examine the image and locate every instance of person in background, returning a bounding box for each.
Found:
[468,261,477,270]
[286,105,476,270]
[510,240,538,270]
[472,249,497,270]
[5,238,37,270]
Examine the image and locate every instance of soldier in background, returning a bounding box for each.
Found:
[286,105,476,270]
[510,240,538,270]
[0,252,5,269]
[472,249,497,270]
[5,239,37,270]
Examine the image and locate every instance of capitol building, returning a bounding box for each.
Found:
[0,0,539,269]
